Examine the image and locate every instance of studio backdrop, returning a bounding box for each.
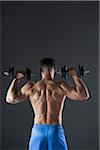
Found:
[1,1,99,150]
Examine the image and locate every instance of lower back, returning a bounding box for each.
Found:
[34,113,62,125]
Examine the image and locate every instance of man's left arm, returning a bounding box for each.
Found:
[60,68,90,101]
[71,75,90,100]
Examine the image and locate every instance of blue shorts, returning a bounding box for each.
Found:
[28,124,69,150]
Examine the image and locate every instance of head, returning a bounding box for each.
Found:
[39,58,56,80]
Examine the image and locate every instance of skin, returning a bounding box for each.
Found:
[6,66,90,125]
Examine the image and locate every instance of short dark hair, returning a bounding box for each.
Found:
[40,58,55,68]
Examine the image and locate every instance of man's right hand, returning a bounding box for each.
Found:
[15,71,25,80]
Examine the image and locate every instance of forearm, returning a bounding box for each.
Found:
[72,75,90,99]
[6,78,20,101]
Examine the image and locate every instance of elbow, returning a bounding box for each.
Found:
[78,87,90,101]
[75,89,90,101]
[6,98,14,104]
[84,89,91,100]
[80,92,90,101]
[84,92,90,100]
[6,95,16,104]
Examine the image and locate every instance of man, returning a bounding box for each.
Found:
[6,58,90,150]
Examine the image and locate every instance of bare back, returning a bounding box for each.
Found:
[28,80,66,125]
[6,68,90,125]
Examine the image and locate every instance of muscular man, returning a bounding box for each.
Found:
[6,58,90,150]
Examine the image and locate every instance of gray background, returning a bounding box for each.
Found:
[1,1,99,150]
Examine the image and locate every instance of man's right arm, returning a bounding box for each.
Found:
[6,78,33,104]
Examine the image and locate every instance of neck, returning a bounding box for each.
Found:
[42,74,53,80]
[42,76,52,80]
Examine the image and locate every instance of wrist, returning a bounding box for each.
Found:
[13,77,21,83]
[72,74,80,79]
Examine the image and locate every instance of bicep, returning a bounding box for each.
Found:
[66,88,84,100]
[12,91,28,104]
[10,82,33,104]
[60,81,84,101]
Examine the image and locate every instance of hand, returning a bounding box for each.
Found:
[67,68,78,77]
[15,71,25,80]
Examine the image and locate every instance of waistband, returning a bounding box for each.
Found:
[33,123,63,128]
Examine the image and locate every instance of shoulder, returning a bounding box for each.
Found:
[34,80,44,86]
[21,81,34,93]
[32,80,45,90]
[58,80,72,91]
[58,80,67,86]
[24,81,34,87]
